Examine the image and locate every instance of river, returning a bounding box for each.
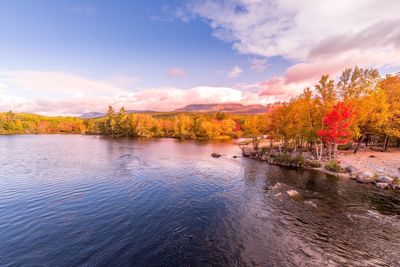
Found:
[0,135,399,266]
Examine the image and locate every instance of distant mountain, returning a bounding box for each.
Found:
[80,112,104,119]
[81,103,266,118]
[174,103,267,114]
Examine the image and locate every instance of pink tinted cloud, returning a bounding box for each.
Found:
[165,67,186,78]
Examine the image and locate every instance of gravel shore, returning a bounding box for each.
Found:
[338,149,400,178]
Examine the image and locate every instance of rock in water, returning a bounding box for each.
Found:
[287,189,300,198]
[376,182,389,189]
[211,153,221,158]
[346,165,358,173]
[242,147,255,157]
[377,176,394,184]
[356,171,375,183]
[304,200,317,208]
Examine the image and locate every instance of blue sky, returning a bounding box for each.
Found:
[0,0,289,89]
[0,0,399,115]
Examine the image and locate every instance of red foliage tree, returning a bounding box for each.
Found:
[317,102,353,158]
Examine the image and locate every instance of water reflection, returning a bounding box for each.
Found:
[0,135,399,266]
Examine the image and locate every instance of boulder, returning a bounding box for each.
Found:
[287,189,300,198]
[345,165,358,173]
[376,182,389,189]
[356,171,375,183]
[377,176,394,184]
[376,168,384,173]
[304,200,317,208]
[302,151,314,160]
[211,153,221,158]
[242,147,255,157]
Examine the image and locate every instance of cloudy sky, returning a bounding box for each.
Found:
[0,0,399,115]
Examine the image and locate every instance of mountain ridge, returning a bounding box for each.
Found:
[80,103,267,118]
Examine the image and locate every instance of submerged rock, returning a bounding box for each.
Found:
[272,182,282,190]
[266,182,282,190]
[304,200,317,208]
[287,189,300,198]
[376,182,389,189]
[211,153,221,158]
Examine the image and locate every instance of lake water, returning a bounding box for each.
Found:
[0,135,399,266]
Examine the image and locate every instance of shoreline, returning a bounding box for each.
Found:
[242,146,400,190]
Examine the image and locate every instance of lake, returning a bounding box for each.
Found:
[0,135,399,266]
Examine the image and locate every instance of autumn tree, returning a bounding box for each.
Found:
[105,106,116,136]
[242,115,265,150]
[317,103,353,158]
[379,73,400,150]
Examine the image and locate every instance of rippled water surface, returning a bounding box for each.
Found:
[0,135,400,266]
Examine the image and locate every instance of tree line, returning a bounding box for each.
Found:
[85,108,265,140]
[0,112,85,134]
[265,67,400,157]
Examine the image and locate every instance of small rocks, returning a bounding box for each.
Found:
[377,175,394,184]
[211,153,221,158]
[376,182,389,189]
[287,189,300,198]
[304,200,317,208]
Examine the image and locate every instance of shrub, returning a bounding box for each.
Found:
[325,160,343,172]
[271,153,291,163]
[259,146,271,154]
[271,154,307,167]
[337,143,352,150]
[291,155,306,166]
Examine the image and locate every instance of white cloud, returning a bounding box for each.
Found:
[0,70,125,96]
[227,65,243,78]
[186,0,400,96]
[0,70,271,116]
[165,67,187,78]
[187,0,400,62]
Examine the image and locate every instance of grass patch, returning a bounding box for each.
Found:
[325,160,343,173]
[305,160,322,168]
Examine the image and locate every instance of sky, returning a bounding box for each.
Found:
[0,0,399,116]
